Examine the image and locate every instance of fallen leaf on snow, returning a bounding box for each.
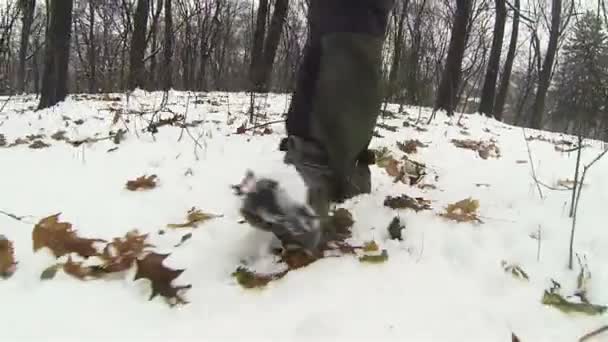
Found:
[376,123,398,132]
[451,139,501,159]
[501,261,529,281]
[51,131,68,141]
[232,266,287,289]
[29,140,50,149]
[397,139,428,154]
[542,291,606,315]
[0,235,17,278]
[134,252,191,306]
[363,241,380,252]
[440,198,482,223]
[40,264,62,280]
[174,233,193,247]
[330,208,355,239]
[167,207,222,229]
[62,256,106,280]
[126,175,158,191]
[384,194,431,211]
[101,230,154,273]
[33,214,105,258]
[359,250,389,264]
[387,216,405,241]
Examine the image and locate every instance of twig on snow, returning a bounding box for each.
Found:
[0,209,34,224]
[522,128,544,200]
[579,325,608,342]
[0,94,13,114]
[569,147,608,269]
[240,119,286,133]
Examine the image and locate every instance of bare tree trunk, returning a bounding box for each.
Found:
[258,0,289,92]
[163,0,172,91]
[478,0,506,117]
[494,0,520,120]
[37,0,74,110]
[434,0,472,116]
[128,0,150,90]
[530,0,562,129]
[17,0,35,94]
[388,0,408,101]
[249,0,269,91]
[87,0,97,93]
[406,0,427,105]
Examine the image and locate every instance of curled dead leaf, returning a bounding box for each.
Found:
[101,230,154,273]
[62,256,107,280]
[167,207,222,229]
[440,198,482,223]
[0,235,17,279]
[359,250,389,263]
[126,175,158,191]
[451,139,501,159]
[32,214,105,258]
[330,208,354,239]
[397,139,427,154]
[232,266,287,289]
[384,194,431,211]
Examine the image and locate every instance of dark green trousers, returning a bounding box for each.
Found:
[284,0,394,201]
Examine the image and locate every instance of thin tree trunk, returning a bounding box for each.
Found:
[87,0,96,93]
[37,0,74,110]
[17,0,35,94]
[434,0,472,116]
[249,0,269,91]
[389,0,408,101]
[494,0,520,120]
[163,0,172,91]
[530,0,562,129]
[478,0,507,117]
[128,0,150,90]
[258,0,289,92]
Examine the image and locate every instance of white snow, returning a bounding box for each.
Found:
[0,90,607,341]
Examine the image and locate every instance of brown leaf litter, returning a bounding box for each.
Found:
[0,235,17,279]
[167,207,222,229]
[126,175,158,191]
[439,198,483,223]
[384,194,432,212]
[451,139,501,159]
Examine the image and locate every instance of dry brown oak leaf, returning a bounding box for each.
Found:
[101,230,154,273]
[0,235,17,278]
[134,252,191,305]
[33,214,106,258]
[126,175,158,191]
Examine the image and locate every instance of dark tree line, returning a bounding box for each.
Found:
[1,0,607,138]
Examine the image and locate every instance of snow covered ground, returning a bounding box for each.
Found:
[1,90,607,341]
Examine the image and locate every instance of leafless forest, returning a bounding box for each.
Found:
[1,0,607,138]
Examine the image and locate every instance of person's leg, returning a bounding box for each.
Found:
[284,0,394,229]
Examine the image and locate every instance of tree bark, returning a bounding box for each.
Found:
[163,0,173,91]
[128,0,150,90]
[434,0,472,116]
[37,0,74,110]
[478,0,507,117]
[494,0,520,120]
[530,0,562,129]
[406,0,427,105]
[388,0,409,101]
[249,0,269,91]
[87,0,97,93]
[17,0,35,94]
[257,0,289,92]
